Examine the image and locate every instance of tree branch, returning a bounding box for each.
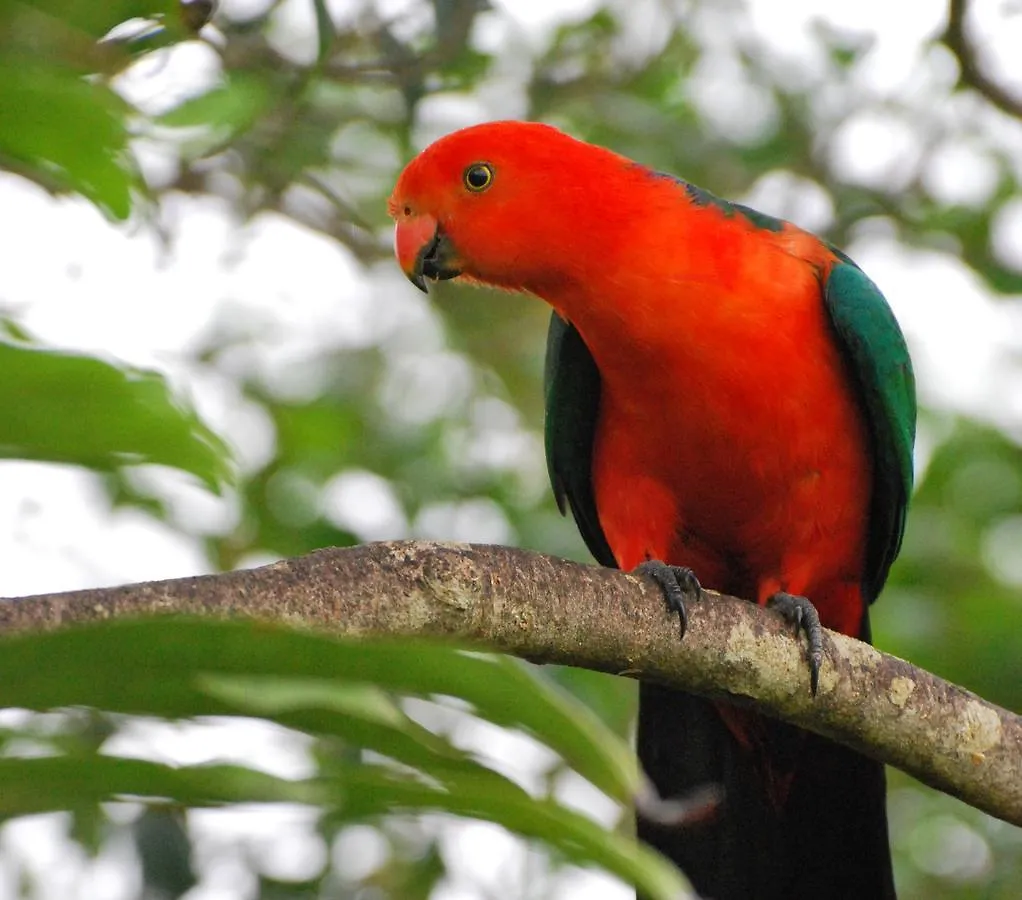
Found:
[942,0,1022,120]
[1,540,1019,826]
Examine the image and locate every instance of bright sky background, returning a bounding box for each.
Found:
[1,1,1021,898]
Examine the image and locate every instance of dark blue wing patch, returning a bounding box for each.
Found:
[544,312,617,568]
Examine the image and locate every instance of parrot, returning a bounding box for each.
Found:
[389,120,915,900]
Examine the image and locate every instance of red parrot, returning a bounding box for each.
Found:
[389,121,915,900]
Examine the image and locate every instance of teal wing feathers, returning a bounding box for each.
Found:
[543,312,616,568]
[823,261,916,602]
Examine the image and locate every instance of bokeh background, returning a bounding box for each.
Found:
[1,0,1022,897]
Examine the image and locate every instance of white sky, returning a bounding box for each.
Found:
[1,1,1021,898]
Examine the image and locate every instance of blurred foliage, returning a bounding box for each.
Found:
[0,0,232,490]
[0,321,231,489]
[0,0,1021,897]
[0,620,689,899]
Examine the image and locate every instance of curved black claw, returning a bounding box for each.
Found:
[767,591,823,695]
[634,560,702,639]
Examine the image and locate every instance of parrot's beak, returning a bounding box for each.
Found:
[394,214,462,292]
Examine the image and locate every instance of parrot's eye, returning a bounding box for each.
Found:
[464,163,494,192]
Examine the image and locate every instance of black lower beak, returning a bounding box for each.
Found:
[410,228,462,293]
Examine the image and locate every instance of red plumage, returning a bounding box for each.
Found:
[392,121,907,900]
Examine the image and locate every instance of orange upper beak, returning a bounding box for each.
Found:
[394,213,462,292]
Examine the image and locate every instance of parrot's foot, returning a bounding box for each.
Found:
[634,560,702,639]
[767,591,823,695]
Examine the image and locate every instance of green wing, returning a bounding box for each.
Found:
[544,312,617,568]
[824,261,916,602]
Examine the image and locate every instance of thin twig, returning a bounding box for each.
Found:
[942,0,1022,119]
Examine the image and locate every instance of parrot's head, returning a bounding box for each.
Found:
[389,121,634,294]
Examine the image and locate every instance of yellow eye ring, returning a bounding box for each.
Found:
[464,163,494,192]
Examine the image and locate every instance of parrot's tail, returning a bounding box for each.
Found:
[636,682,896,900]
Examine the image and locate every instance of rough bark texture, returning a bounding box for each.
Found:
[1,540,1019,826]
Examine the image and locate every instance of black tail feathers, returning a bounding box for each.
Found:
[636,683,896,900]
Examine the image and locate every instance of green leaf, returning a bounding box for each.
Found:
[0,756,324,816]
[199,674,528,794]
[325,764,687,900]
[0,336,232,490]
[7,0,180,42]
[311,0,334,64]
[0,752,688,899]
[0,62,135,218]
[545,665,636,738]
[0,620,692,899]
[0,619,636,801]
[157,74,271,136]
